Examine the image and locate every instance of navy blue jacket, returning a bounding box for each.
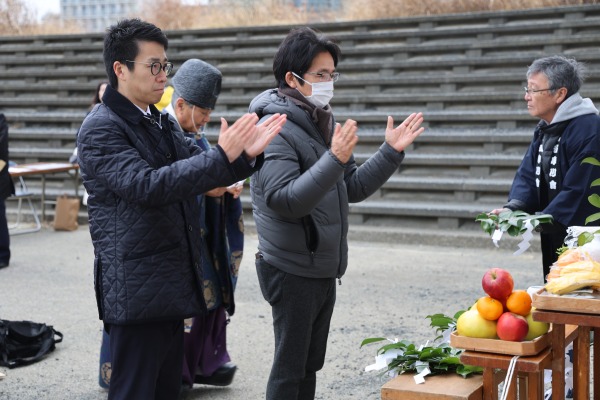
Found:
[0,114,13,200]
[78,85,260,324]
[507,113,600,228]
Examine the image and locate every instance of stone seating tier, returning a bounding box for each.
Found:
[2,4,599,246]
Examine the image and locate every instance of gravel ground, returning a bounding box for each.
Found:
[0,225,544,400]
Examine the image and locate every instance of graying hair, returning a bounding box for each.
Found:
[170,89,180,107]
[170,89,193,108]
[526,56,586,98]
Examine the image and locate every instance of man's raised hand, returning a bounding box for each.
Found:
[244,113,287,158]
[330,119,358,164]
[217,113,260,162]
[385,112,425,153]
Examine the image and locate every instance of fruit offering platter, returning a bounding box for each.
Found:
[532,288,600,315]
[450,268,551,356]
[449,330,549,356]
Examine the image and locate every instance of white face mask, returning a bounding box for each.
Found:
[292,72,334,108]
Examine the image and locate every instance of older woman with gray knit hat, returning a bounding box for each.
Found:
[164,58,244,389]
[164,58,222,135]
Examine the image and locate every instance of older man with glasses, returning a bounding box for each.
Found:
[491,55,600,282]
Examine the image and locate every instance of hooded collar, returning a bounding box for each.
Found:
[551,92,599,124]
[279,87,334,145]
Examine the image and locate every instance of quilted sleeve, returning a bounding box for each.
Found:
[78,108,256,207]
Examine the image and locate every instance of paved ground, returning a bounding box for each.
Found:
[0,223,544,399]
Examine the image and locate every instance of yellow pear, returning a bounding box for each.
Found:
[456,309,498,339]
[524,308,550,341]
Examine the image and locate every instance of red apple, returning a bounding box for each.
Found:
[481,268,514,300]
[496,312,529,342]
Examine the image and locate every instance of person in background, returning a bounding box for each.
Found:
[70,81,108,206]
[0,113,13,269]
[163,58,242,388]
[249,26,424,400]
[77,18,285,400]
[155,85,174,112]
[91,81,108,110]
[490,55,600,282]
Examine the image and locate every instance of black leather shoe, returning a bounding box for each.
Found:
[0,262,9,269]
[193,362,237,386]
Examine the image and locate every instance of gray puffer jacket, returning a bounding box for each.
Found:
[250,89,405,280]
[78,85,259,325]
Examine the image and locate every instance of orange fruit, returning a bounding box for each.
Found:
[506,290,532,316]
[476,296,504,321]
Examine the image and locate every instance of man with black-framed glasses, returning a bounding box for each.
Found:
[491,55,600,282]
[77,18,285,400]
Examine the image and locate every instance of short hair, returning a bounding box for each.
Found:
[273,27,341,89]
[527,56,586,98]
[103,18,169,89]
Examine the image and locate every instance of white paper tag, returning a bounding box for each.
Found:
[492,229,503,247]
[513,220,533,256]
[413,367,431,384]
[227,180,244,190]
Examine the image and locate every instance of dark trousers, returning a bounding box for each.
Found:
[106,320,184,400]
[256,257,336,400]
[0,199,10,264]
[541,231,567,282]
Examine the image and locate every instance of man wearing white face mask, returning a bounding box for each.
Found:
[249,27,425,400]
[291,71,335,109]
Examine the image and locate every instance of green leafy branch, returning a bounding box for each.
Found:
[556,228,600,256]
[581,156,600,224]
[552,156,600,255]
[475,210,553,237]
[360,312,481,378]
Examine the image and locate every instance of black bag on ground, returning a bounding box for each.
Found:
[0,319,63,368]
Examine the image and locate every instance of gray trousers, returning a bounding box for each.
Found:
[256,256,336,400]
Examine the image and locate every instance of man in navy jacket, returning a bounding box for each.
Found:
[77,18,285,400]
[492,56,600,281]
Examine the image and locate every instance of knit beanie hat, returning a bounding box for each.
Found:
[171,59,222,110]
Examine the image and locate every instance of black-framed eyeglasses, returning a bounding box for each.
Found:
[125,60,174,76]
[306,71,340,82]
[523,86,554,95]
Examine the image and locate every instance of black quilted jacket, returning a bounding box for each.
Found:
[77,85,259,324]
[0,114,14,200]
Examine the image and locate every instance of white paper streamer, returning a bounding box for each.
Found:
[513,220,533,256]
[364,345,403,376]
[492,229,503,247]
[413,366,431,384]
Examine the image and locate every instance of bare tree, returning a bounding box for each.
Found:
[0,0,36,35]
[142,0,202,31]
